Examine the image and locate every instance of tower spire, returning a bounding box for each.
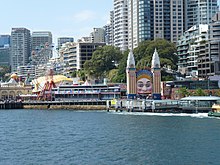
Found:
[127,49,135,68]
[126,49,137,99]
[151,48,161,100]
[151,48,160,69]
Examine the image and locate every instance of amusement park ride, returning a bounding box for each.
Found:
[31,43,60,100]
[36,69,56,101]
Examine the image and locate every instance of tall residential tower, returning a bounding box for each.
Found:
[186,0,219,30]
[114,0,129,51]
[11,28,31,72]
[128,0,152,50]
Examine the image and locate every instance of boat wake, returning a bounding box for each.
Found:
[109,111,210,119]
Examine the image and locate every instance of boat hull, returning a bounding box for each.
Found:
[208,111,220,117]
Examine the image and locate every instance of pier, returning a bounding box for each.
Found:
[108,99,182,113]
[0,100,106,110]
[0,96,217,113]
[0,101,23,109]
[23,100,106,110]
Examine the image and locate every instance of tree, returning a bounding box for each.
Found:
[71,70,77,78]
[108,69,119,82]
[76,70,86,81]
[177,87,190,97]
[84,45,123,79]
[193,88,207,96]
[134,39,178,70]
[0,66,10,81]
[110,50,129,83]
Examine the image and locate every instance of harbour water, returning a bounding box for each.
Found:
[0,110,219,165]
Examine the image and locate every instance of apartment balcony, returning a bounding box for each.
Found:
[68,54,76,58]
[68,59,77,63]
[177,46,188,51]
[179,55,188,60]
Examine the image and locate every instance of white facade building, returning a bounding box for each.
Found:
[17,65,35,81]
[90,28,105,43]
[59,41,106,77]
[113,0,128,51]
[177,24,209,77]
[186,0,219,30]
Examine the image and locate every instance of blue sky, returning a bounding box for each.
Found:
[0,0,113,45]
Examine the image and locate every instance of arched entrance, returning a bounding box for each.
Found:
[1,91,8,100]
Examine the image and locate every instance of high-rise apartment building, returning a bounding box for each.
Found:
[152,0,185,44]
[0,47,10,66]
[10,28,31,72]
[186,0,219,30]
[60,41,106,76]
[57,37,74,49]
[0,35,11,66]
[128,0,152,49]
[113,0,129,51]
[90,28,105,43]
[0,35,10,48]
[104,11,114,46]
[31,31,52,50]
[127,0,185,49]
[177,24,209,77]
[111,0,218,50]
[104,24,113,45]
[203,12,220,76]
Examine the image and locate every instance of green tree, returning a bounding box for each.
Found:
[193,88,207,96]
[108,69,119,82]
[110,50,129,83]
[71,70,77,78]
[84,45,123,79]
[177,87,190,97]
[76,70,86,81]
[134,39,178,70]
[0,66,10,81]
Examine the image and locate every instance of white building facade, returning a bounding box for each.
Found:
[186,0,219,30]
[177,24,209,78]
[113,0,129,51]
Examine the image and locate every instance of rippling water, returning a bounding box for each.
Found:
[0,110,219,165]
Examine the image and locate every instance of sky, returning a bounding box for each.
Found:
[0,0,113,46]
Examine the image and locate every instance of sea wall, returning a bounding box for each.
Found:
[0,102,23,109]
[23,104,106,110]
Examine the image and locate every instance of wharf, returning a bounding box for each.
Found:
[0,100,106,110]
[110,97,219,113]
[0,97,214,112]
[109,99,182,113]
[0,101,23,109]
[23,100,106,110]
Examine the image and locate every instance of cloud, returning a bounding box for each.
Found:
[56,10,97,23]
[72,10,96,22]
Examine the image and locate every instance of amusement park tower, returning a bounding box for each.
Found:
[151,48,161,100]
[126,50,137,99]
